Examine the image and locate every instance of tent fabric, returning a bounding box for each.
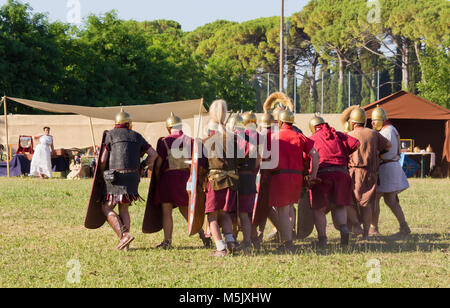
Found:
[6,97,207,123]
[363,91,450,120]
[0,113,343,150]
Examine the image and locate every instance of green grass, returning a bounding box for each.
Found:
[0,177,448,288]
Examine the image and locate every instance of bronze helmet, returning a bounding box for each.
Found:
[166,112,182,129]
[349,106,367,129]
[259,111,275,128]
[115,107,132,125]
[242,111,257,126]
[371,105,388,131]
[309,113,326,134]
[226,113,244,131]
[278,109,295,124]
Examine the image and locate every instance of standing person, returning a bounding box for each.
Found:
[252,111,280,246]
[201,99,239,257]
[346,106,391,240]
[153,113,211,249]
[371,106,411,236]
[269,109,319,252]
[30,127,55,179]
[308,115,360,248]
[99,109,158,251]
[234,111,260,252]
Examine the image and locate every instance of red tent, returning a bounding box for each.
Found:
[363,91,450,176]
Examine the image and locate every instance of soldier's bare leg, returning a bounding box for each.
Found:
[161,203,174,243]
[178,206,211,247]
[347,206,363,235]
[332,206,350,246]
[360,204,372,240]
[276,205,294,251]
[313,208,327,239]
[371,193,382,235]
[239,212,252,251]
[383,192,410,234]
[207,211,227,256]
[103,203,134,250]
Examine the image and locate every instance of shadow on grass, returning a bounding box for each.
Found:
[257,233,449,256]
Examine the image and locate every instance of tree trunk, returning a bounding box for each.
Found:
[402,39,410,91]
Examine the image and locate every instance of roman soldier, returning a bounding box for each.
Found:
[233,111,260,252]
[100,108,158,251]
[371,106,411,236]
[152,113,211,249]
[252,111,280,246]
[269,109,319,252]
[308,114,360,248]
[201,99,240,257]
[345,106,391,240]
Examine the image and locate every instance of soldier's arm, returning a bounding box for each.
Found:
[144,146,158,171]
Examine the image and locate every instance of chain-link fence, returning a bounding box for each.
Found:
[247,70,398,114]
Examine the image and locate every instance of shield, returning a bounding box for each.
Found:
[252,170,272,226]
[84,131,108,229]
[187,138,206,236]
[142,149,163,234]
[296,187,315,239]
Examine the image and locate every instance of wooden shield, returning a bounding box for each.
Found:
[187,139,206,236]
[142,158,163,234]
[84,131,108,230]
[296,187,315,239]
[252,170,272,226]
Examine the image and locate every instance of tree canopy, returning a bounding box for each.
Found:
[0,0,448,113]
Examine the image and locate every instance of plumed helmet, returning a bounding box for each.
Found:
[349,106,366,125]
[309,113,326,134]
[371,105,388,131]
[272,104,285,121]
[242,111,257,126]
[278,109,295,124]
[259,111,275,128]
[115,107,132,125]
[226,113,244,131]
[166,112,182,129]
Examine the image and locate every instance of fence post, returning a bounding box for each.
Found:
[348,72,351,107]
[377,71,380,101]
[321,72,324,114]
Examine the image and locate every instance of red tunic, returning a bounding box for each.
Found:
[308,124,360,210]
[269,124,314,208]
[153,130,192,208]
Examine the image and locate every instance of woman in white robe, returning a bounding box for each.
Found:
[30,127,54,178]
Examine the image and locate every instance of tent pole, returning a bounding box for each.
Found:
[3,96,10,177]
[88,117,96,154]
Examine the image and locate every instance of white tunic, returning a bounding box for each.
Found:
[378,125,409,193]
[30,135,53,178]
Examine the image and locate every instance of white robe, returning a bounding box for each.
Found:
[378,125,409,193]
[30,135,53,178]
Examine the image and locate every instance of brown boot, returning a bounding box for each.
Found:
[116,226,135,251]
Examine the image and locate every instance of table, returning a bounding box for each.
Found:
[0,154,70,177]
[401,152,436,178]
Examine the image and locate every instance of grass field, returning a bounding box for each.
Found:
[0,177,448,288]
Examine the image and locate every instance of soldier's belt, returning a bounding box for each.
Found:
[318,166,349,174]
[271,169,302,176]
[208,169,237,181]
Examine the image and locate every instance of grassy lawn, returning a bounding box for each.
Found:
[0,177,448,288]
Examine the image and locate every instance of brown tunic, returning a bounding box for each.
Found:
[348,127,390,207]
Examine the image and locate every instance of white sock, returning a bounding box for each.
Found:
[215,240,226,251]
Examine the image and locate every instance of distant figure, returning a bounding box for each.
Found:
[67,155,83,180]
[30,127,55,179]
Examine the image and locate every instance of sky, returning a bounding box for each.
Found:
[0,0,310,31]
